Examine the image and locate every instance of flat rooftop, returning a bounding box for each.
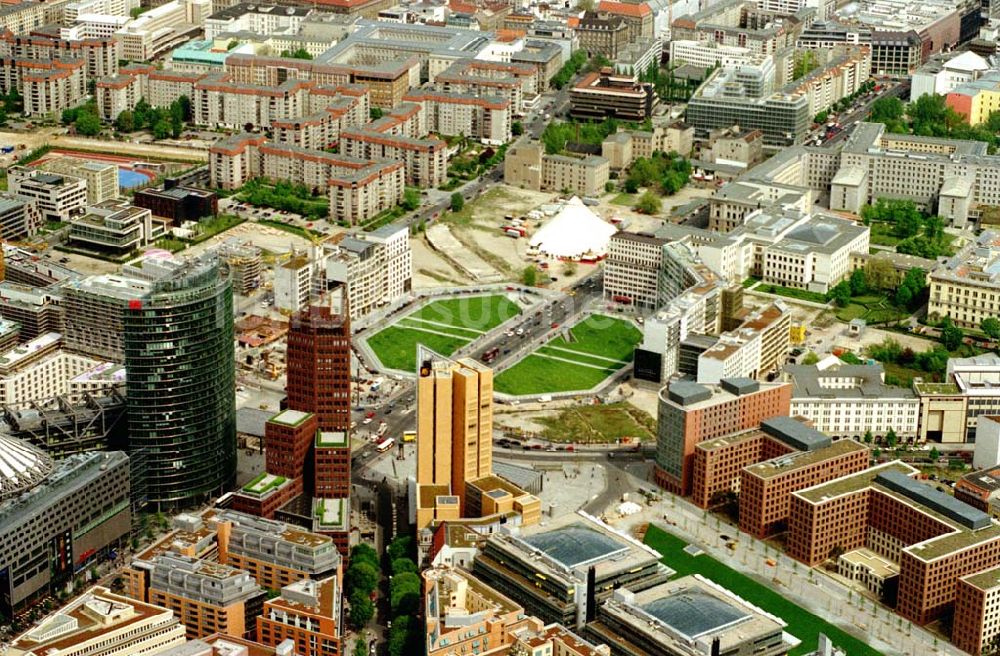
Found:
[744,439,866,480]
[522,522,630,569]
[269,409,312,427]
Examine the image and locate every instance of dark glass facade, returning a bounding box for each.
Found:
[124,258,236,510]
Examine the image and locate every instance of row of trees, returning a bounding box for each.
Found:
[61,101,102,136]
[385,536,422,656]
[344,544,378,630]
[238,178,329,219]
[551,50,588,90]
[540,117,625,155]
[639,63,700,102]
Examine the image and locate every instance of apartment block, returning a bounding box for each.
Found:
[257,577,341,656]
[785,361,920,439]
[0,29,119,80]
[788,462,1000,625]
[654,377,792,495]
[569,70,657,123]
[402,89,511,145]
[325,225,412,320]
[130,554,265,640]
[433,58,536,113]
[504,140,610,197]
[209,135,404,224]
[8,587,186,656]
[8,166,86,223]
[14,56,87,117]
[340,112,448,188]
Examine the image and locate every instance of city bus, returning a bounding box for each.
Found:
[376,437,395,453]
[403,430,416,443]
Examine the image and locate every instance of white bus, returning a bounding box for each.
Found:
[376,437,395,453]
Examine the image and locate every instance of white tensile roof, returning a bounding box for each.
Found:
[528,197,617,259]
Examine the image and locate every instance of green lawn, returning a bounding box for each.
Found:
[366,294,521,372]
[870,222,902,247]
[644,525,883,656]
[494,315,640,396]
[610,192,637,206]
[834,294,909,324]
[756,284,829,304]
[535,403,655,443]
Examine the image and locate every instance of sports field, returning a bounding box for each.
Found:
[644,525,882,656]
[494,315,641,395]
[366,294,521,372]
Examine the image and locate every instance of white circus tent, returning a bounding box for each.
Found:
[528,197,617,259]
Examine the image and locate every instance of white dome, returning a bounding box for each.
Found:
[0,434,52,501]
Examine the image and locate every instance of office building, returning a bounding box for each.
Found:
[286,299,351,438]
[0,332,113,405]
[569,70,657,122]
[788,463,1000,625]
[215,239,262,296]
[68,200,157,254]
[37,161,118,205]
[911,51,993,100]
[257,577,341,656]
[739,427,869,538]
[654,378,792,495]
[0,447,130,614]
[115,0,210,61]
[132,183,218,224]
[576,12,629,59]
[603,232,668,310]
[424,567,540,656]
[601,124,695,170]
[0,283,65,342]
[129,553,265,640]
[0,196,40,242]
[473,512,673,627]
[785,361,920,439]
[954,566,1000,656]
[324,225,412,320]
[8,587,186,656]
[586,576,792,656]
[417,356,493,517]
[914,354,1000,443]
[123,254,235,510]
[504,140,610,197]
[8,166,87,224]
[956,463,1000,517]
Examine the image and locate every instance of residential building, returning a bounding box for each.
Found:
[401,89,511,145]
[784,361,920,439]
[473,512,673,627]
[788,462,1000,625]
[257,577,341,656]
[434,59,536,114]
[569,69,657,122]
[8,587,186,656]
[586,576,792,656]
[654,377,792,495]
[123,254,235,511]
[274,254,313,314]
[424,567,540,656]
[8,166,86,224]
[68,200,156,254]
[324,225,412,320]
[928,231,1000,328]
[129,554,265,640]
[0,446,131,614]
[504,140,610,197]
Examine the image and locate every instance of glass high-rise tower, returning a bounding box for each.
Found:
[123,254,236,510]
